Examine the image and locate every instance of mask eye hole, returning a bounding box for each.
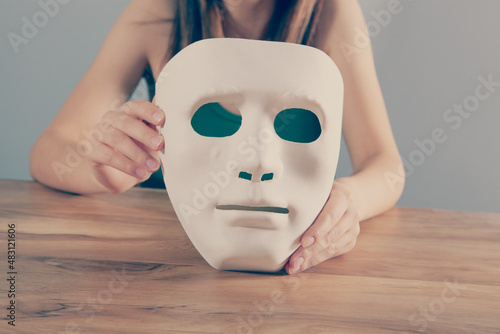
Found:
[274,108,322,143]
[191,102,242,137]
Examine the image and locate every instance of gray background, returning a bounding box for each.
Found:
[1,0,499,213]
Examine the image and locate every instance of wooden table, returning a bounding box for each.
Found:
[1,179,499,334]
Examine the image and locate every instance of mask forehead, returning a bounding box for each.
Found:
[157,38,343,119]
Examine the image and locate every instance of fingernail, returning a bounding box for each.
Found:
[290,257,304,274]
[303,237,315,248]
[146,159,159,171]
[136,168,147,178]
[152,111,163,123]
[150,135,162,148]
[294,257,304,271]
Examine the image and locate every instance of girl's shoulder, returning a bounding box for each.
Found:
[315,0,370,66]
[116,0,177,80]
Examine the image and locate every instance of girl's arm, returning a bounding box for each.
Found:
[30,0,174,194]
[326,0,405,219]
[286,0,405,274]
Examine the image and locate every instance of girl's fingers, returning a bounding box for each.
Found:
[286,181,362,275]
[89,100,164,175]
[286,239,334,275]
[287,208,361,275]
[317,225,359,263]
[81,100,164,192]
[99,127,160,173]
[300,187,350,249]
[323,207,361,245]
[105,112,164,151]
[120,100,165,126]
[88,140,150,179]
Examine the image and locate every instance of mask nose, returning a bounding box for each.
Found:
[238,171,275,182]
[236,134,283,183]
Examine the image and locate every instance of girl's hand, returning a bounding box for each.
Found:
[285,180,361,274]
[85,99,165,193]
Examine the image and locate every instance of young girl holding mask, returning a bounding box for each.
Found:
[30,0,405,274]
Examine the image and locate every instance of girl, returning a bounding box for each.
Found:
[30,0,405,274]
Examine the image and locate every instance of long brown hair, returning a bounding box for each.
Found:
[170,0,325,57]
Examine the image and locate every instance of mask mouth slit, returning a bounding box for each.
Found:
[216,205,289,214]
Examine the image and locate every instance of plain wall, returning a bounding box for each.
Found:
[1,0,499,213]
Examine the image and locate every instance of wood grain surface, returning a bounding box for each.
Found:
[1,179,499,334]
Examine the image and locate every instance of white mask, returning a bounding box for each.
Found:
[156,38,343,272]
